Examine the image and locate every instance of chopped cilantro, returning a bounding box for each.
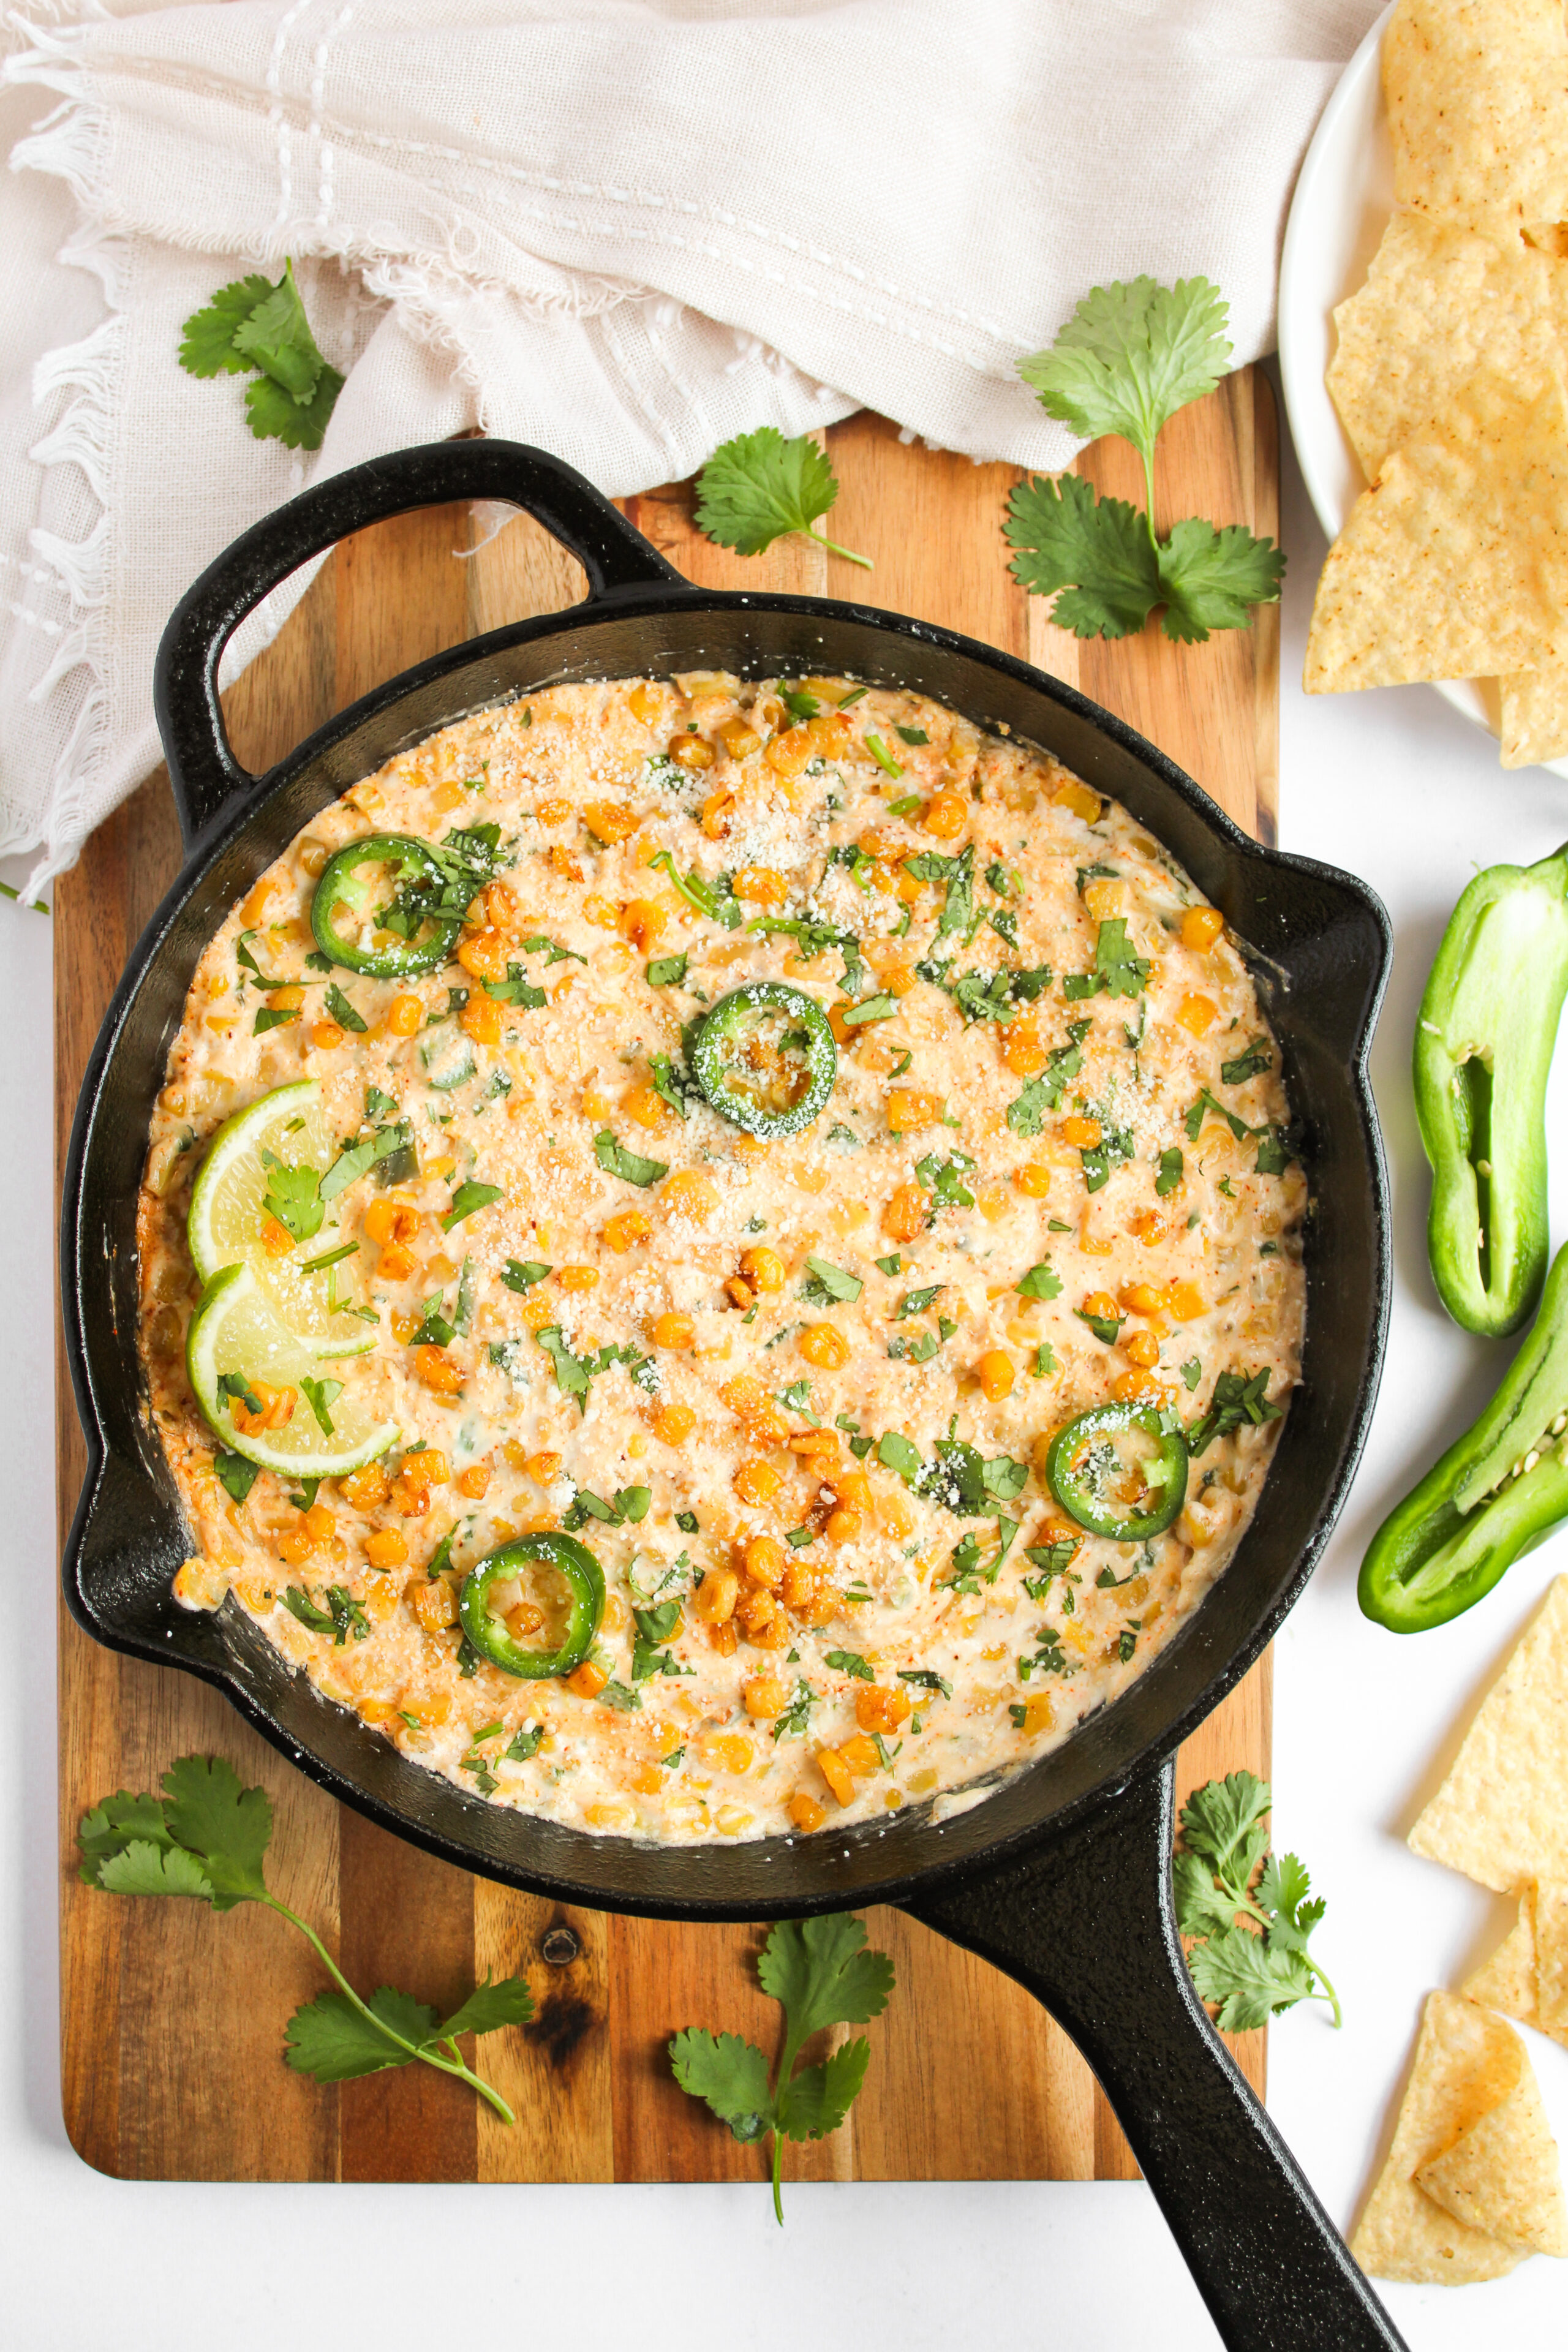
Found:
[801,1254,863,1305]
[442,1180,503,1232]
[594,1130,669,1187]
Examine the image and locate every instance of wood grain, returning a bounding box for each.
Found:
[56,385,1278,2182]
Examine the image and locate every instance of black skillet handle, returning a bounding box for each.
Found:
[153,439,687,851]
[905,1763,1407,2352]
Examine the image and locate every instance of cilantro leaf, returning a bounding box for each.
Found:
[244,364,344,453]
[97,1840,215,1901]
[82,1753,531,2122]
[669,2029,774,2142]
[758,1914,896,2046]
[914,1151,975,1212]
[442,1179,503,1231]
[671,1914,894,2221]
[695,427,870,569]
[1186,1087,1250,1143]
[1187,1927,1316,2033]
[438,1973,536,2041]
[178,276,277,376]
[775,2037,872,2139]
[1173,1771,1341,2031]
[1018,276,1232,469]
[1009,279,1281,644]
[502,1259,550,1292]
[1256,1852,1326,1958]
[284,1986,439,2082]
[772,1679,817,1741]
[1158,519,1287,646]
[259,1152,324,1242]
[1016,1263,1062,1300]
[213,1449,260,1504]
[537,1325,594,1414]
[77,1790,177,1883]
[1004,473,1160,639]
[159,1754,272,1910]
[300,1374,342,1438]
[646,850,742,931]
[877,1431,923,1483]
[1186,1367,1280,1457]
[1090,917,1150,997]
[320,1120,413,1200]
[1219,1037,1271,1085]
[1006,1022,1087,1135]
[594,1129,668,1188]
[802,1253,862,1305]
[1254,1126,1295,1177]
[1172,1847,1245,1940]
[1178,1770,1273,1878]
[824,1649,874,1681]
[228,261,327,401]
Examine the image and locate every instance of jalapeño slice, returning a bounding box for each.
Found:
[458,1532,606,1679]
[311,832,462,978]
[1045,1399,1188,1543]
[691,981,837,1137]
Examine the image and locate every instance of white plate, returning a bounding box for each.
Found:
[1276,0,1564,772]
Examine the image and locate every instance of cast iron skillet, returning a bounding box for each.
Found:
[62,440,1403,2351]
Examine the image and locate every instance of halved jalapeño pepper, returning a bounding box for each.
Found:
[311,832,462,978]
[1361,1239,1568,1632]
[1045,1399,1188,1542]
[691,981,837,1137]
[1415,843,1568,1336]
[458,1532,605,1679]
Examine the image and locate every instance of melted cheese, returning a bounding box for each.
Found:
[138,675,1305,1844]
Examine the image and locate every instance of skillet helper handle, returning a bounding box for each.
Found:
[904,1763,1408,2352]
[154,437,686,849]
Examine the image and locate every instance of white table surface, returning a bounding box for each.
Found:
[4,402,1566,2351]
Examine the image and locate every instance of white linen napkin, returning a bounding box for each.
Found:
[1,0,1381,895]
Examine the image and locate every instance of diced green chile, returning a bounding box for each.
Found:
[690,981,837,1138]
[1361,1237,1568,1632]
[1045,1400,1188,1543]
[458,1532,605,1678]
[311,833,461,978]
[420,1023,477,1091]
[1415,842,1568,1337]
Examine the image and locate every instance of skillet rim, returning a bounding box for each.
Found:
[61,569,1392,1921]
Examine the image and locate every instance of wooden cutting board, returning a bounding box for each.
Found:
[55,383,1279,2184]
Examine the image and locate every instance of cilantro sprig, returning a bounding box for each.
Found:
[179,261,344,451]
[695,428,872,570]
[1006,277,1284,644]
[77,1755,533,2117]
[1174,1771,1340,2030]
[671,1914,894,2221]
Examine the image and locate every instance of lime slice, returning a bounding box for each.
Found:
[186,1263,398,1478]
[187,1079,374,1357]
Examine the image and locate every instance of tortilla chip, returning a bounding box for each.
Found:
[1385,0,1568,233]
[1536,1882,1568,2032]
[1409,1577,1568,1890]
[1351,1992,1525,2280]
[1329,213,1568,481]
[1418,2041,1568,2255]
[1464,1887,1544,2028]
[1463,1881,1568,2050]
[1304,370,1568,695]
[1499,665,1568,766]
